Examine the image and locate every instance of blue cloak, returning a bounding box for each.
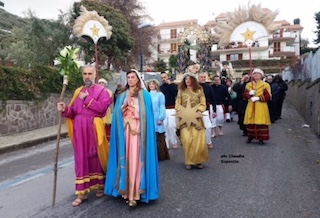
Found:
[104,89,159,203]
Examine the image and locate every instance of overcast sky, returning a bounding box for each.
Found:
[4,0,320,47]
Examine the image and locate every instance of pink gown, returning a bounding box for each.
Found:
[122,96,142,201]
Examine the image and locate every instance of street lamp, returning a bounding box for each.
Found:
[138,22,151,73]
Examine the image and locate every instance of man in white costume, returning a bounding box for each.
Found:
[160,72,179,149]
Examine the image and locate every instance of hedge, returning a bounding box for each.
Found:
[0,65,83,109]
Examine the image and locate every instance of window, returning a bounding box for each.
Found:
[274,42,281,52]
[170,29,177,39]
[226,53,242,61]
[170,43,177,52]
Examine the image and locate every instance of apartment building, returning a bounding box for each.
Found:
[156,19,198,64]
[206,9,303,62]
[155,8,303,66]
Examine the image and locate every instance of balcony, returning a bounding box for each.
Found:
[158,37,180,43]
[270,32,295,44]
[270,46,295,58]
[158,50,177,57]
[211,46,269,55]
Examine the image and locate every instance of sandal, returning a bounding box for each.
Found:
[96,190,104,198]
[128,200,137,207]
[185,165,192,170]
[71,195,87,207]
[207,144,213,149]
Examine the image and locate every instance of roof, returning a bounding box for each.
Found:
[215,12,227,19]
[288,24,304,30]
[273,20,303,30]
[157,19,198,28]
[204,20,217,27]
[274,20,291,26]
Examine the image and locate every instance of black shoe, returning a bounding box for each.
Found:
[246,138,252,143]
[242,132,248,136]
[259,140,265,145]
[226,119,230,123]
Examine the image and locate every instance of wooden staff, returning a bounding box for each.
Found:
[52,75,68,208]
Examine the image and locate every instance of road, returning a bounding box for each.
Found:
[0,102,319,218]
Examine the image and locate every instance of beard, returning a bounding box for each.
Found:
[84,80,93,87]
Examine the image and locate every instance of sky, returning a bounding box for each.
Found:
[4,0,320,47]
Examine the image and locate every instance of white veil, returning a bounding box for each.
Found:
[130,69,146,90]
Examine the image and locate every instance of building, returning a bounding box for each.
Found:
[154,6,303,76]
[207,9,303,62]
[156,19,199,64]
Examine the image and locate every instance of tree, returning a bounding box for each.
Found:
[0,34,11,63]
[169,54,178,71]
[97,0,157,69]
[0,1,4,7]
[153,59,167,72]
[313,12,320,45]
[8,14,71,67]
[71,0,134,70]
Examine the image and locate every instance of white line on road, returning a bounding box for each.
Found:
[0,139,70,166]
[0,157,74,190]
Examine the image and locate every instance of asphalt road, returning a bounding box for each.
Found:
[0,102,319,218]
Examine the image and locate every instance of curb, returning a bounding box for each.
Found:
[0,132,69,155]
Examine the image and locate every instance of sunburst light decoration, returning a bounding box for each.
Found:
[73,5,112,44]
[213,4,281,47]
[72,5,113,80]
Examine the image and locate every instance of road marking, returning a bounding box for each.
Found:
[0,139,70,166]
[0,158,74,190]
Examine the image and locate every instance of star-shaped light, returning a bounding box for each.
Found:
[241,28,256,42]
[90,25,100,37]
[173,99,204,129]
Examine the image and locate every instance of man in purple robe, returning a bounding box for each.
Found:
[57,65,112,207]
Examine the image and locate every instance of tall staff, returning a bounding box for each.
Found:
[52,46,81,207]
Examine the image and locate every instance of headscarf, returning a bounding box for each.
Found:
[98,78,108,85]
[129,69,146,90]
[253,68,264,76]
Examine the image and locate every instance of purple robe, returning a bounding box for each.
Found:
[63,84,111,195]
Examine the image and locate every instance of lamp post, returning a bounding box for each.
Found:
[138,22,151,73]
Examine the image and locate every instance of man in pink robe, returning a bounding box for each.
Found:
[57,65,112,206]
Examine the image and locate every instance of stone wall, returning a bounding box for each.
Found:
[0,94,72,136]
[286,79,320,137]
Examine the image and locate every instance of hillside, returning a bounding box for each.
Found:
[0,8,27,34]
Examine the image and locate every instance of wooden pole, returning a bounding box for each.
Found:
[52,75,68,208]
[95,43,99,81]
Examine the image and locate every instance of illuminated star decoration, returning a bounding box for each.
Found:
[173,98,204,129]
[241,28,256,42]
[90,24,100,37]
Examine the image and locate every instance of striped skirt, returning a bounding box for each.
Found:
[246,124,269,140]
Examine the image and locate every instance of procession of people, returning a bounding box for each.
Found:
[57,65,287,207]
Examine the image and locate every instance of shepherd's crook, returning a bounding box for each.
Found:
[52,75,68,208]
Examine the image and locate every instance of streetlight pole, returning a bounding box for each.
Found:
[139,29,143,74]
[138,22,151,73]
